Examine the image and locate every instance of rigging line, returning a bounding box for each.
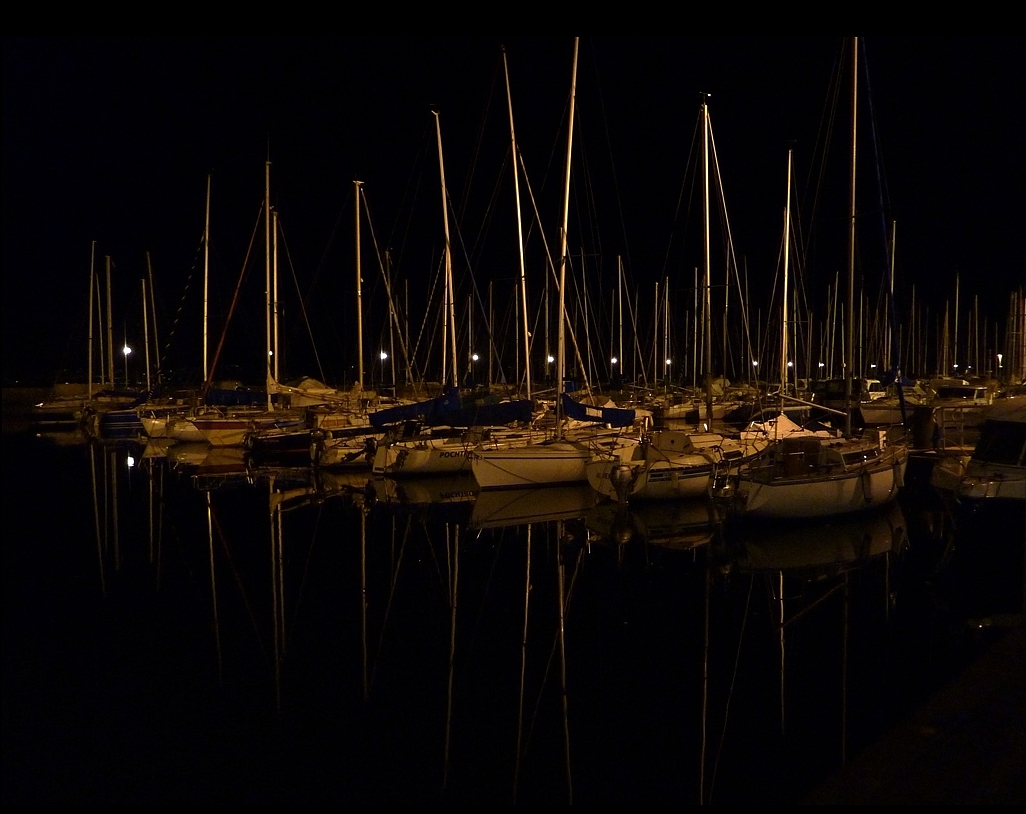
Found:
[860,40,904,376]
[446,187,516,391]
[453,52,501,226]
[382,118,436,288]
[797,38,847,269]
[584,38,635,277]
[455,533,507,677]
[660,102,703,282]
[210,504,267,662]
[369,516,413,696]
[707,119,759,375]
[557,253,593,397]
[359,185,418,386]
[204,201,263,399]
[160,233,205,374]
[410,252,447,382]
[460,146,508,271]
[516,159,594,397]
[274,212,327,383]
[301,193,347,319]
[708,570,754,804]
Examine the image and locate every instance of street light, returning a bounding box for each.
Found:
[122,343,132,388]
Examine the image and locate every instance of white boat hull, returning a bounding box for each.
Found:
[587,456,714,502]
[472,440,593,489]
[372,437,475,477]
[739,458,906,519]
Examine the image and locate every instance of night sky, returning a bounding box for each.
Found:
[3,37,1023,388]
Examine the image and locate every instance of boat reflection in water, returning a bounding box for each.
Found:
[369,473,478,513]
[471,483,598,529]
[706,502,911,800]
[727,501,908,578]
[586,496,726,552]
[8,425,1023,805]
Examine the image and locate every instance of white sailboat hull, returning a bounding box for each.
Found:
[372,438,475,477]
[587,455,714,502]
[738,456,906,519]
[472,440,593,489]
[472,430,638,490]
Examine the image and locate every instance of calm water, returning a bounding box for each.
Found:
[3,426,1024,804]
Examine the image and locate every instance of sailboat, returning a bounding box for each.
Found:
[34,248,148,430]
[369,111,536,479]
[586,96,767,505]
[470,38,647,491]
[166,164,306,448]
[734,42,908,520]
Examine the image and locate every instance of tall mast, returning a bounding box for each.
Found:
[887,220,896,372]
[556,36,579,435]
[434,110,459,389]
[503,46,531,400]
[845,37,858,437]
[203,173,211,385]
[782,148,793,403]
[146,251,160,388]
[265,160,273,410]
[663,278,670,392]
[355,180,364,390]
[954,271,960,376]
[618,257,624,383]
[273,208,280,385]
[87,241,96,399]
[702,95,713,425]
[105,255,115,386]
[141,278,151,394]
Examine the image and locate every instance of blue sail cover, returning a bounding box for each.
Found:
[370,387,533,429]
[561,393,636,428]
[370,386,462,428]
[424,398,534,428]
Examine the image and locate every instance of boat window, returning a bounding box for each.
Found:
[934,386,982,399]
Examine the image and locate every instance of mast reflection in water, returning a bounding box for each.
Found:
[3,431,1023,804]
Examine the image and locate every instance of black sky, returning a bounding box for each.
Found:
[3,37,1023,387]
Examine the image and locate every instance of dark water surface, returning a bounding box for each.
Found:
[3,425,1023,804]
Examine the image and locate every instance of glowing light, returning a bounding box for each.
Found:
[380,351,388,361]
